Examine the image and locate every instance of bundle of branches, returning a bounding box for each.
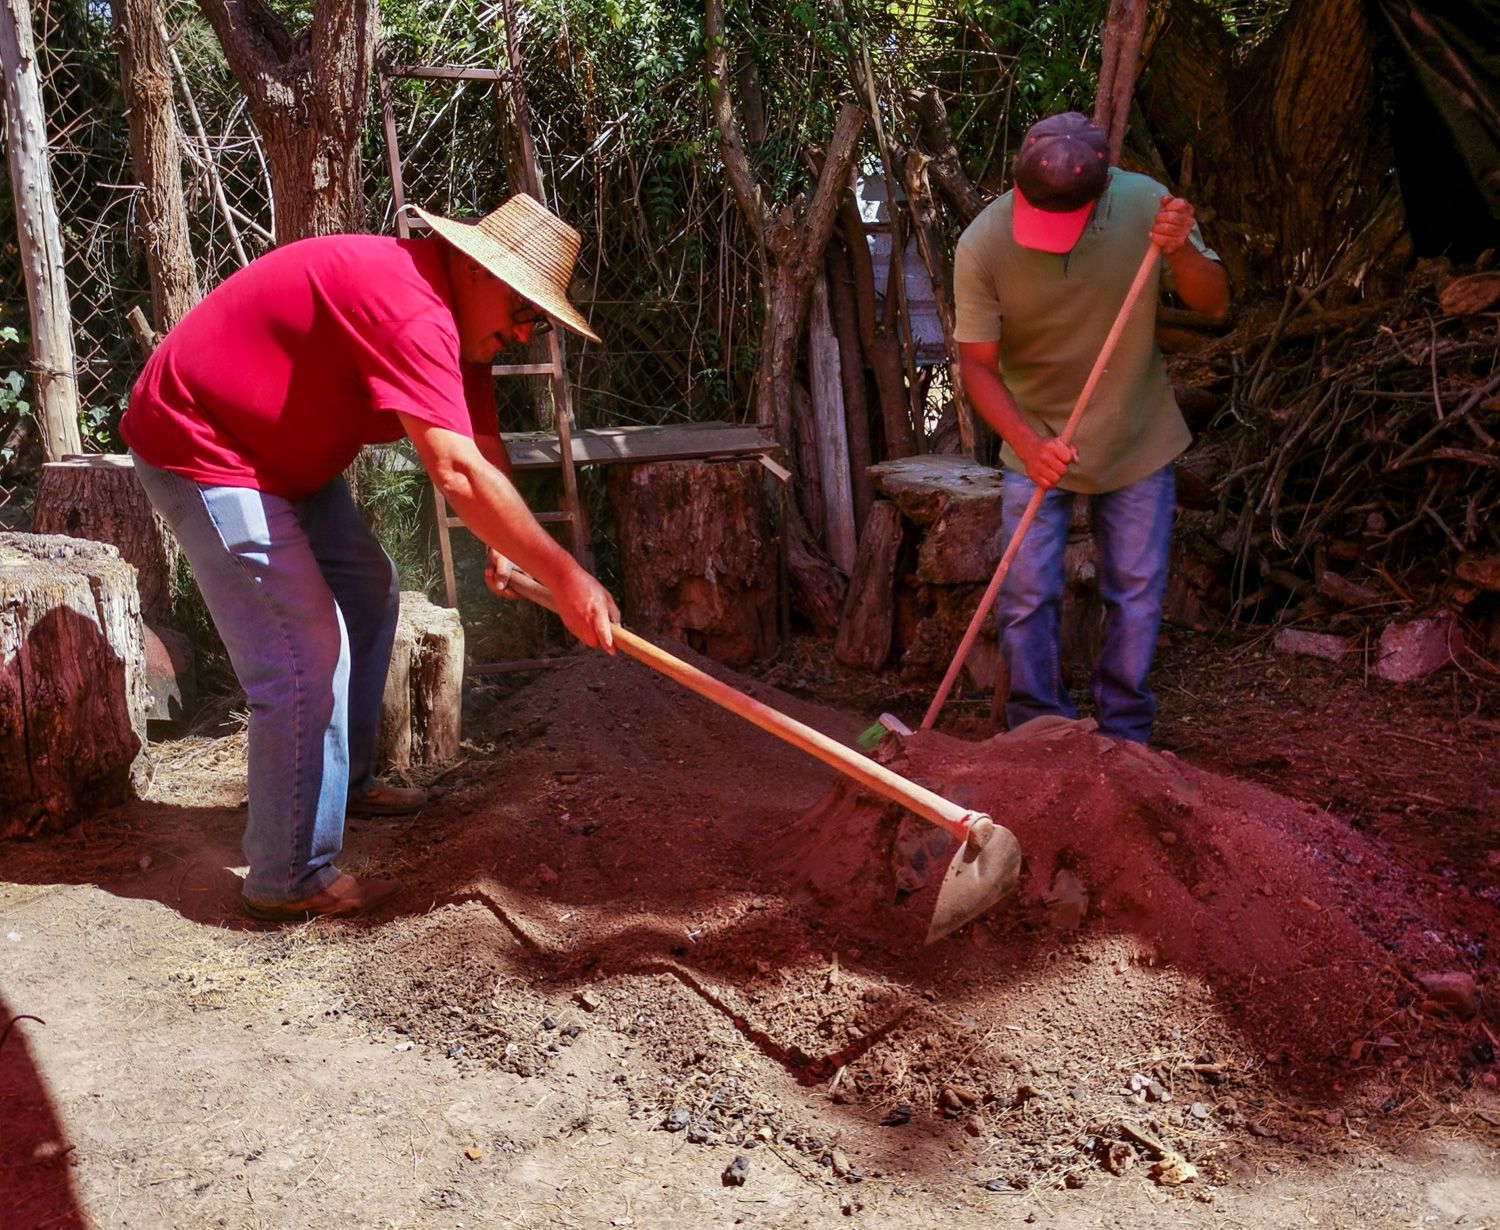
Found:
[1171,258,1500,631]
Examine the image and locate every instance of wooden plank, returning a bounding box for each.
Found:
[810,272,856,573]
[388,65,511,81]
[500,422,777,470]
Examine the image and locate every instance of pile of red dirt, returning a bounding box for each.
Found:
[774,716,1473,1069]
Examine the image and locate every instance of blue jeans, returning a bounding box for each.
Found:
[132,456,400,904]
[997,463,1175,744]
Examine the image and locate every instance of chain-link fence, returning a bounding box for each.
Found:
[1,0,1112,518]
[0,0,275,508]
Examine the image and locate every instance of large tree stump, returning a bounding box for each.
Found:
[0,533,149,837]
[608,459,778,665]
[31,455,175,623]
[377,592,463,772]
[835,501,902,670]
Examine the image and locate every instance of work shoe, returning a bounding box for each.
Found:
[347,781,429,817]
[243,873,402,922]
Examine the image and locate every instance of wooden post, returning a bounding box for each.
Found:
[834,500,901,669]
[809,273,857,573]
[0,0,80,459]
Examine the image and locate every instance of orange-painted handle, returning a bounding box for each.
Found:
[507,571,994,847]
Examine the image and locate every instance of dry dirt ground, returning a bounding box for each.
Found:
[5,628,1500,1229]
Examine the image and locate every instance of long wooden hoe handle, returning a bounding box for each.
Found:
[507,571,995,849]
[921,242,1162,731]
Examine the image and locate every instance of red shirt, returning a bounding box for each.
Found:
[122,235,497,498]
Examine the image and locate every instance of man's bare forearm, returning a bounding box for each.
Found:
[1164,244,1230,320]
[400,418,574,591]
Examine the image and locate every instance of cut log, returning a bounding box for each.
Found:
[376,612,415,772]
[376,591,463,772]
[31,454,176,623]
[0,533,149,837]
[607,459,778,665]
[835,501,902,670]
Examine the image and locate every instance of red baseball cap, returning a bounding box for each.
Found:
[1011,112,1109,254]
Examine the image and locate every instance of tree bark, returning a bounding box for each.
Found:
[607,459,777,665]
[1139,0,1403,296]
[375,591,463,768]
[194,0,376,241]
[31,455,177,624]
[834,500,901,670]
[116,0,200,331]
[0,0,80,459]
[0,534,149,838]
[1094,0,1150,165]
[909,89,986,225]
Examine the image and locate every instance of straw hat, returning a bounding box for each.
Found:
[411,193,600,344]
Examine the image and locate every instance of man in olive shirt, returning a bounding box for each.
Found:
[953,111,1229,743]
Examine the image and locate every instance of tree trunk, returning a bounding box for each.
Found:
[0,534,149,838]
[0,0,80,459]
[1094,0,1150,165]
[195,0,376,241]
[834,500,901,670]
[1139,0,1402,296]
[374,591,463,769]
[607,459,777,665]
[790,382,825,540]
[116,0,200,331]
[31,455,177,624]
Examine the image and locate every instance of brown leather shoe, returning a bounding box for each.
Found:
[243,873,402,922]
[347,781,429,817]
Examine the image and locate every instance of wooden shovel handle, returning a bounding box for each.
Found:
[921,242,1162,730]
[506,571,994,847]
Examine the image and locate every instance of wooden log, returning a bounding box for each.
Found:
[809,273,857,573]
[0,0,80,458]
[607,459,778,664]
[31,454,175,623]
[408,594,463,765]
[0,533,149,837]
[376,613,415,772]
[790,382,825,540]
[376,591,462,771]
[835,500,902,670]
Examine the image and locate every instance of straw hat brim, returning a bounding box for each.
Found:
[413,204,601,345]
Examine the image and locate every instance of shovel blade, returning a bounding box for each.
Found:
[925,822,1022,944]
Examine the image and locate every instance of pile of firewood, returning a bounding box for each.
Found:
[1164,257,1500,645]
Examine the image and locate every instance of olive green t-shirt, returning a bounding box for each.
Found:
[953,169,1215,495]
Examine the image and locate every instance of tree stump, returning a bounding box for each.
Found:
[608,459,778,665]
[835,501,902,670]
[31,455,175,623]
[377,592,463,772]
[0,533,149,838]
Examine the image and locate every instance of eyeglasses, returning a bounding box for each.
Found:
[512,300,552,336]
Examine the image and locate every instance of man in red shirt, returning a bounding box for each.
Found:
[123,193,616,921]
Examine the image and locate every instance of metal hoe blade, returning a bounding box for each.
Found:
[926,819,1022,944]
